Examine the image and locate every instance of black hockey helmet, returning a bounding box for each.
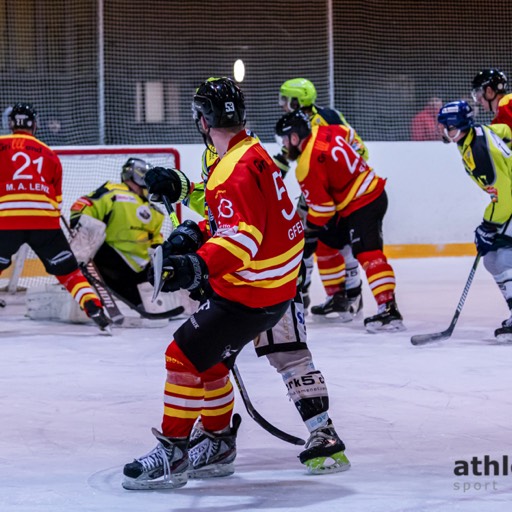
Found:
[192,77,246,129]
[9,102,37,132]
[275,109,312,141]
[121,157,151,187]
[471,68,508,99]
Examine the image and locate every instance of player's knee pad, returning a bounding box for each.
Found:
[165,340,201,376]
[266,348,313,374]
[281,360,329,424]
[484,248,512,278]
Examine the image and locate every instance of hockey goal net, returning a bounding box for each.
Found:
[0,146,180,293]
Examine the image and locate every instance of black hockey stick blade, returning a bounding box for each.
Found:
[410,253,481,346]
[411,329,452,346]
[231,364,306,446]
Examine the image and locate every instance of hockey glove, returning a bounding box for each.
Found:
[304,226,321,259]
[273,152,290,178]
[163,220,204,256]
[474,221,498,255]
[161,253,209,293]
[144,166,191,203]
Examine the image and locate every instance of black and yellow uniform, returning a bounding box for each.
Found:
[70,181,164,305]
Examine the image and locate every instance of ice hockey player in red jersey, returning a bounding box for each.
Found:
[0,103,110,331]
[276,109,405,333]
[122,78,350,490]
[276,78,366,321]
[472,68,512,127]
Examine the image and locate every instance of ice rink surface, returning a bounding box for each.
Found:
[1,256,512,512]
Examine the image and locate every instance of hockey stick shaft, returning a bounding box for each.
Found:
[411,253,481,346]
[157,193,305,445]
[232,364,306,446]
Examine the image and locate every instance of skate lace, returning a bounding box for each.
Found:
[305,428,334,450]
[137,443,172,481]
[190,433,222,466]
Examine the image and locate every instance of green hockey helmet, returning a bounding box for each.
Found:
[279,78,317,111]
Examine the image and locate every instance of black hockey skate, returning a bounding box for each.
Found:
[299,420,351,474]
[0,298,6,308]
[122,428,189,490]
[364,300,405,333]
[84,300,112,333]
[188,413,242,478]
[311,291,353,322]
[494,318,512,342]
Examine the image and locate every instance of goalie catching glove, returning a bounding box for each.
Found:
[144,166,190,203]
[158,253,209,293]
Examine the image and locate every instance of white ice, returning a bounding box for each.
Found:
[1,256,512,512]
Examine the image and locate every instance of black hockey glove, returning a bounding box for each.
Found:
[144,166,190,203]
[474,221,498,256]
[161,253,209,293]
[303,225,322,259]
[163,220,204,256]
[273,151,290,178]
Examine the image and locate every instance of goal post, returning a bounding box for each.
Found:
[0,145,181,293]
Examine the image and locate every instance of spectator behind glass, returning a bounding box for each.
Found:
[410,96,443,141]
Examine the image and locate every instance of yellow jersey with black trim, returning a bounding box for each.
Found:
[70,181,164,272]
[196,130,304,308]
[0,133,63,230]
[457,123,512,226]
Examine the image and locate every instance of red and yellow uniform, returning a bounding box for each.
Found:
[297,125,384,227]
[296,124,395,305]
[492,93,512,128]
[0,132,102,312]
[0,133,62,230]
[198,130,304,308]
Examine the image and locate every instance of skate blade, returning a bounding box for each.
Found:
[365,319,405,334]
[312,312,354,323]
[188,462,235,479]
[495,332,512,343]
[122,473,188,490]
[303,452,351,475]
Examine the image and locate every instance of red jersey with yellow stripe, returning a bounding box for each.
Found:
[492,93,512,128]
[296,125,385,227]
[0,133,62,230]
[197,130,304,308]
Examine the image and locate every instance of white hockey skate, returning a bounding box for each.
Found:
[122,428,189,490]
[188,413,241,478]
[299,420,351,475]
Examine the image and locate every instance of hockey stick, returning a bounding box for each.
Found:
[61,217,125,324]
[62,216,184,321]
[410,253,481,346]
[232,364,306,446]
[79,263,184,320]
[157,194,305,445]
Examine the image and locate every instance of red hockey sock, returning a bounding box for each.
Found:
[316,240,345,296]
[56,268,101,311]
[357,250,396,305]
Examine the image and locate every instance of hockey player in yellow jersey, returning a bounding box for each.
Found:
[276,78,366,322]
[69,158,165,308]
[438,100,512,341]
